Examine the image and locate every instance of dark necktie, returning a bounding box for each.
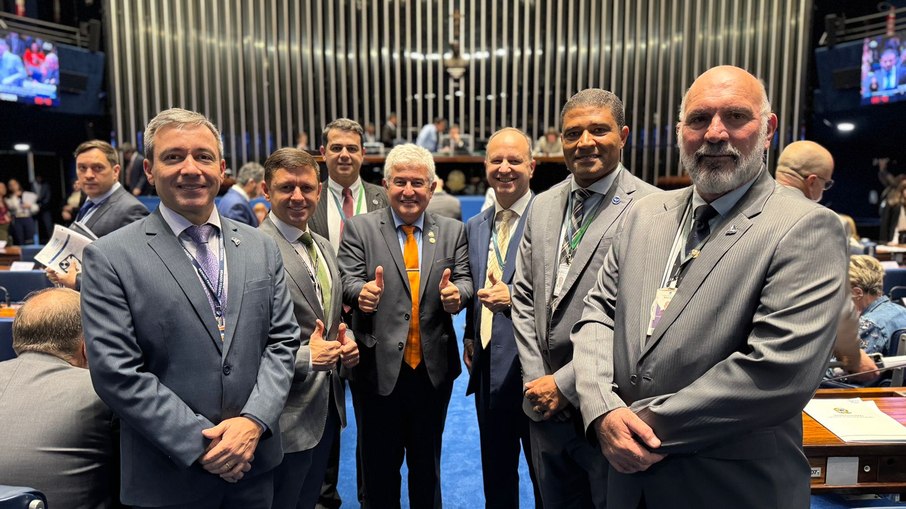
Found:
[560,188,592,264]
[75,200,96,221]
[685,204,719,256]
[185,224,223,316]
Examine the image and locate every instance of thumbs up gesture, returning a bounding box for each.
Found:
[477,271,511,313]
[358,265,384,313]
[337,323,360,368]
[309,319,341,370]
[439,268,462,314]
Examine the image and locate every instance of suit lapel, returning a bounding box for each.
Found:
[543,184,571,301]
[310,186,330,238]
[85,187,122,230]
[379,209,409,296]
[364,182,386,212]
[642,171,774,357]
[419,213,439,302]
[475,208,493,287]
[314,233,340,331]
[145,210,222,352]
[221,218,246,355]
[261,218,324,322]
[502,195,532,283]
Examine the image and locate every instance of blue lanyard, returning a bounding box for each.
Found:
[490,217,509,268]
[181,237,226,339]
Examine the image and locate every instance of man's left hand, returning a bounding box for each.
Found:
[439,268,462,313]
[200,416,264,482]
[524,375,566,420]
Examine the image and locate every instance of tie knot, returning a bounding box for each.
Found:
[342,187,353,199]
[299,231,314,247]
[574,188,593,202]
[693,204,718,224]
[401,225,417,238]
[186,224,215,245]
[497,209,517,223]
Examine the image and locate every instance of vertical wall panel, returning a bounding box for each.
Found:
[106,0,813,183]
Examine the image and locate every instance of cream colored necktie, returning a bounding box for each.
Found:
[481,209,516,348]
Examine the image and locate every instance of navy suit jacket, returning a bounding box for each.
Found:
[464,196,533,406]
[217,188,258,227]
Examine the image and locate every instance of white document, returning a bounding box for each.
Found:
[9,261,35,271]
[34,224,95,275]
[804,398,906,443]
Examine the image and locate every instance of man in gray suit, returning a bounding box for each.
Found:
[338,143,472,508]
[0,288,118,509]
[45,139,150,289]
[311,118,389,252]
[81,108,300,509]
[310,117,387,509]
[571,66,847,508]
[258,148,359,509]
[511,88,659,508]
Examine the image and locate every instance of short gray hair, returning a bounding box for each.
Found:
[12,288,83,358]
[383,144,436,182]
[236,162,265,185]
[144,108,224,163]
[322,118,365,146]
[560,89,626,129]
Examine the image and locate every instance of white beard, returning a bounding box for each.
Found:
[681,127,767,196]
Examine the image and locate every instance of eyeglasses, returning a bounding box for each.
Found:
[811,174,834,191]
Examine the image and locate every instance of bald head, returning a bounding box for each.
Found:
[12,288,87,367]
[775,140,834,202]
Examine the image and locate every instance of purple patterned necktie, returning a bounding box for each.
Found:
[185,224,222,314]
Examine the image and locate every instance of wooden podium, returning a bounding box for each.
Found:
[806,388,906,494]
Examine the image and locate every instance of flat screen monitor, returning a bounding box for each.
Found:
[0,31,59,107]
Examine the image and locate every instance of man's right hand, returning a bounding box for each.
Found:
[310,319,341,370]
[463,339,474,372]
[358,265,384,313]
[594,408,666,474]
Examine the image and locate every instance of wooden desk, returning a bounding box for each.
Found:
[0,247,21,269]
[805,388,906,494]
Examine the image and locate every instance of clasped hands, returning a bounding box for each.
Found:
[593,407,666,474]
[198,416,263,483]
[357,265,462,314]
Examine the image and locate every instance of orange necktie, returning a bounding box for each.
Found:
[402,226,421,368]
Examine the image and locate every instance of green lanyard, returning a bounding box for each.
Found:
[563,194,604,260]
[330,185,366,222]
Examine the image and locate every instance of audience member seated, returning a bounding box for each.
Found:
[0,288,119,509]
[851,255,906,357]
[880,179,906,243]
[532,127,563,157]
[838,213,865,255]
[426,177,462,220]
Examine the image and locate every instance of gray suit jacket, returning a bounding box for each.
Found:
[81,209,300,507]
[512,167,659,421]
[82,185,149,238]
[0,352,118,509]
[571,170,847,508]
[259,217,346,454]
[309,180,388,243]
[338,208,472,395]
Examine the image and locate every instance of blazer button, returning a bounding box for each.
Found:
[404,313,410,320]
[629,374,638,385]
[398,342,404,350]
[223,364,232,376]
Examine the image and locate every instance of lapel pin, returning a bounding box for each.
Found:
[612,196,621,205]
[372,198,379,205]
[231,237,241,246]
[429,238,436,244]
[690,249,700,259]
[726,225,738,235]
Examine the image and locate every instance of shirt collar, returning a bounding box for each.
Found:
[230,184,250,201]
[158,202,222,237]
[86,181,121,204]
[494,189,532,218]
[691,167,762,217]
[391,209,425,231]
[570,163,623,196]
[268,211,309,243]
[328,176,363,195]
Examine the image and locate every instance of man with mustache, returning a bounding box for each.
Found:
[512,88,658,507]
[571,65,847,508]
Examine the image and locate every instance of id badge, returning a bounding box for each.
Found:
[646,286,677,336]
[553,262,570,297]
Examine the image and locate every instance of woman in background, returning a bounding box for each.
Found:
[5,178,39,245]
[850,255,906,357]
[0,181,10,243]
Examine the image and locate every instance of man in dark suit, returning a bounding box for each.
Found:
[310,117,387,509]
[463,127,541,508]
[258,148,359,509]
[80,108,300,509]
[381,113,398,148]
[45,139,149,289]
[311,118,388,252]
[218,162,264,226]
[571,66,847,508]
[512,89,659,508]
[338,143,472,508]
[0,288,118,509]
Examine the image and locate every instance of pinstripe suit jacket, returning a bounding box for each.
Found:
[571,169,847,508]
[512,167,659,421]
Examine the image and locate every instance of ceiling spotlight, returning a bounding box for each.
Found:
[13,143,30,152]
[836,122,855,132]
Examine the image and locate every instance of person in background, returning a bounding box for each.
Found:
[254,202,269,225]
[0,288,119,509]
[31,175,53,243]
[533,127,563,157]
[416,117,447,153]
[5,178,39,245]
[218,162,265,227]
[425,177,462,220]
[880,179,906,243]
[381,113,398,148]
[61,179,82,225]
[297,132,310,151]
[838,213,865,255]
[850,255,906,357]
[774,140,834,203]
[364,123,378,144]
[0,181,10,243]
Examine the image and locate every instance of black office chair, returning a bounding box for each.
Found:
[885,328,906,387]
[890,286,906,306]
[0,485,46,509]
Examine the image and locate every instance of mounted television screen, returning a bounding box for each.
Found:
[861,33,906,106]
[0,31,59,107]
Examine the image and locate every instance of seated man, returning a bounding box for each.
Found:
[0,288,118,509]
